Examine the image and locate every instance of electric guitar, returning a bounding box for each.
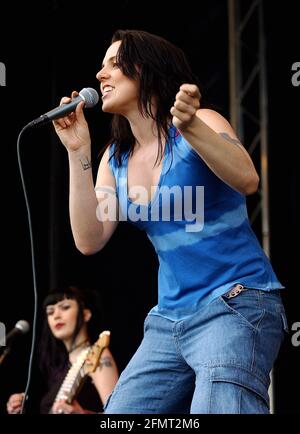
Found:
[49,330,110,412]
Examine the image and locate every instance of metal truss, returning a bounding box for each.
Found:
[227,0,274,413]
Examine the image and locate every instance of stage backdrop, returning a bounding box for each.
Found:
[0,0,298,414]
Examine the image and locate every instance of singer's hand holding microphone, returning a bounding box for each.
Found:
[52,88,98,152]
[52,91,91,152]
[27,87,99,152]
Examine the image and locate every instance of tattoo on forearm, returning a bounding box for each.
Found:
[219,132,243,146]
[99,356,113,369]
[80,157,92,171]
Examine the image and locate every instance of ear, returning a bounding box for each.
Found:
[83,308,92,323]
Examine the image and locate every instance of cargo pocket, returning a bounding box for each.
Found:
[209,366,269,414]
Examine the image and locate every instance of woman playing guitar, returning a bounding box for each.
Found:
[6,286,119,414]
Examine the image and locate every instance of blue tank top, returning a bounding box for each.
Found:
[108,127,283,320]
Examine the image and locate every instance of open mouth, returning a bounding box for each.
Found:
[102,85,114,97]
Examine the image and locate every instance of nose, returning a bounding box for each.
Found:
[96,66,110,82]
[53,307,61,320]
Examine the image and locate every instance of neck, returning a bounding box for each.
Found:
[68,338,89,354]
[126,110,161,148]
[63,330,89,354]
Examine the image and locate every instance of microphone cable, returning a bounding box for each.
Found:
[17,124,39,414]
[16,90,98,412]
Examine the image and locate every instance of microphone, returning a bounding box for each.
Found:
[0,320,30,365]
[27,87,99,128]
[5,320,30,346]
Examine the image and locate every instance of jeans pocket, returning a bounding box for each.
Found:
[209,366,269,414]
[220,291,265,331]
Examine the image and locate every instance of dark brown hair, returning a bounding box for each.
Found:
[103,29,202,166]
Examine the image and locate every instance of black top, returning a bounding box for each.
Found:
[40,363,103,414]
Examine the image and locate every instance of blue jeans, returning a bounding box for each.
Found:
[104,289,288,414]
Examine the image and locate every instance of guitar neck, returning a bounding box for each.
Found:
[53,347,90,406]
[50,331,110,413]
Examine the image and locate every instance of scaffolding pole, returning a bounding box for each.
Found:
[228,0,274,413]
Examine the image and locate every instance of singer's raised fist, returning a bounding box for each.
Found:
[170,84,201,131]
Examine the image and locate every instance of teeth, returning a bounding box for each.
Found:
[104,86,113,93]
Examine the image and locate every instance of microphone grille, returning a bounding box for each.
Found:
[15,320,30,334]
[79,87,99,108]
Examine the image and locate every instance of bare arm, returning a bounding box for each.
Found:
[171,85,259,195]
[52,91,118,255]
[51,348,119,414]
[90,348,119,406]
[68,147,118,254]
[68,148,103,254]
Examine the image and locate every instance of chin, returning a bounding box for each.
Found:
[53,330,68,340]
[102,104,116,114]
[52,332,63,340]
